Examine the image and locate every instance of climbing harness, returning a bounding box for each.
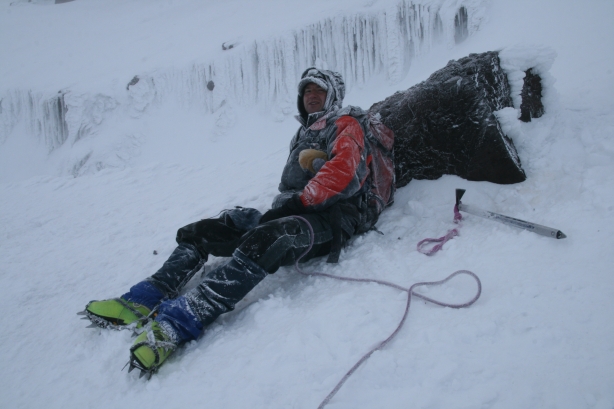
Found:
[292,215,482,409]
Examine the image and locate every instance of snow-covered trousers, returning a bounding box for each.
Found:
[147,207,335,296]
[140,207,337,341]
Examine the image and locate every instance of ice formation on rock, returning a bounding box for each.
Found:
[0,0,487,173]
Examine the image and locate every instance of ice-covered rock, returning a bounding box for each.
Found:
[370,51,529,187]
[519,69,544,122]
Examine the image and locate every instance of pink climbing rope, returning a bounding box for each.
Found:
[292,215,481,409]
[417,204,463,256]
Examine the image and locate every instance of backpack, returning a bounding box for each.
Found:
[347,107,396,232]
[291,105,395,233]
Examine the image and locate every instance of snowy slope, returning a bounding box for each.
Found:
[1,0,614,408]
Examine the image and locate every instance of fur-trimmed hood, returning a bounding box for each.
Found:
[296,67,345,127]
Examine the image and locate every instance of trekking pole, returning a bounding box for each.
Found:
[456,189,566,239]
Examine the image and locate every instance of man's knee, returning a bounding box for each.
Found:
[238,218,302,273]
[175,216,242,258]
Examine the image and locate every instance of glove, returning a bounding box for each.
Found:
[259,194,306,224]
[298,149,328,174]
[312,157,326,173]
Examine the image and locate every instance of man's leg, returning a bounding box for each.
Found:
[148,207,264,298]
[83,208,261,329]
[130,214,335,373]
[151,214,334,338]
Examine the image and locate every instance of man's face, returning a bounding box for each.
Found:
[303,83,327,114]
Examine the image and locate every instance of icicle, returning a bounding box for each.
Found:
[0,0,490,162]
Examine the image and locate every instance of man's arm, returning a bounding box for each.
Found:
[299,116,366,210]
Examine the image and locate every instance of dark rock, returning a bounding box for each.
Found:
[369,51,527,188]
[519,69,544,122]
[126,76,140,90]
[206,80,215,91]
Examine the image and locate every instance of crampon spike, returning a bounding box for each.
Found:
[128,364,136,373]
[77,311,87,316]
[86,323,100,329]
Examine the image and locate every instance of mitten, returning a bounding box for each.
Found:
[259,194,307,224]
[298,149,328,174]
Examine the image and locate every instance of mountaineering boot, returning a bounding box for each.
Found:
[126,249,269,377]
[129,321,179,379]
[83,298,151,330]
[80,281,164,330]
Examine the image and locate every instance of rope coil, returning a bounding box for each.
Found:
[417,204,463,256]
[291,215,481,409]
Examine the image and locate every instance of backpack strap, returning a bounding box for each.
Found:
[326,203,344,263]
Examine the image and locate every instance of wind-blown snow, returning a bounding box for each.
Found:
[1,0,614,408]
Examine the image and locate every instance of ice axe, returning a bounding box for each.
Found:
[455,189,566,239]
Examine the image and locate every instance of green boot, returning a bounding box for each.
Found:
[128,321,177,378]
[80,298,151,330]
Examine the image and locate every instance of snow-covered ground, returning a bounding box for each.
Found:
[1,0,613,408]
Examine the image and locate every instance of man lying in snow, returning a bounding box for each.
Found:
[82,68,391,377]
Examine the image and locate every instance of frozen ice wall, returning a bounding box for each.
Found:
[0,90,69,151]
[0,0,488,175]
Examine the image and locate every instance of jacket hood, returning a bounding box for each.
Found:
[297,67,345,126]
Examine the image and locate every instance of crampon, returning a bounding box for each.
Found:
[126,321,177,379]
[78,298,153,331]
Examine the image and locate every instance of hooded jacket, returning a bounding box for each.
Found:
[274,68,370,236]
